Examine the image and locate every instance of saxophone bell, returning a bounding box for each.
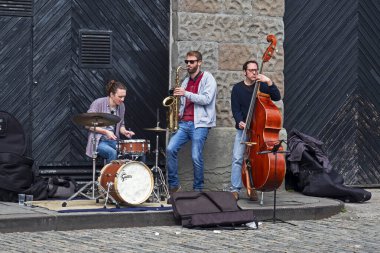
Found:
[162,65,186,132]
[162,96,174,107]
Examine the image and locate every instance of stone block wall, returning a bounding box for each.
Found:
[171,0,285,127]
[170,0,286,191]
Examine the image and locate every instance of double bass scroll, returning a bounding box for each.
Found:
[240,34,277,145]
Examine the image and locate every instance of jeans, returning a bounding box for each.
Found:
[97,139,117,164]
[231,129,247,192]
[166,121,209,191]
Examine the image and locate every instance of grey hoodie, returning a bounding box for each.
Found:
[179,71,217,128]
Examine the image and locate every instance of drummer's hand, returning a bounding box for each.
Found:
[126,130,135,138]
[122,129,135,138]
[105,130,117,140]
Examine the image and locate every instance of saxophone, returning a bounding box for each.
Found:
[162,65,186,132]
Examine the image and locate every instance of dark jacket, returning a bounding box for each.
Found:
[231,81,281,129]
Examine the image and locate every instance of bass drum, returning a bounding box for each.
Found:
[98,161,153,205]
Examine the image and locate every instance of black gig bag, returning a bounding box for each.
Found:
[286,129,371,203]
[171,191,257,229]
[0,111,34,201]
[0,111,79,202]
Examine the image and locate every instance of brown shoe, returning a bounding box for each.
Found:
[248,190,258,201]
[169,185,181,194]
[232,192,239,200]
[167,186,182,205]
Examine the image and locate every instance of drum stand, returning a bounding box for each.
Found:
[150,130,169,203]
[62,124,120,208]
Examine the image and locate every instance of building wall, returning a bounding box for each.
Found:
[283,0,380,186]
[0,0,171,183]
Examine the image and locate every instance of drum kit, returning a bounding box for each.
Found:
[63,112,169,208]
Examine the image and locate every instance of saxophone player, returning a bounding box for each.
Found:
[166,51,217,195]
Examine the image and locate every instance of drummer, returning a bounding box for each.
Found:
[85,80,135,163]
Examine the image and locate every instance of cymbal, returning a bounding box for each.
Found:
[72,113,121,127]
[144,126,167,132]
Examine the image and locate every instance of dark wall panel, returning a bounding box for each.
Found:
[32,0,72,165]
[70,0,170,164]
[356,0,380,185]
[284,0,380,186]
[1,0,169,178]
[0,16,33,155]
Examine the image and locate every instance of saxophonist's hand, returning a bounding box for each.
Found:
[174,87,185,96]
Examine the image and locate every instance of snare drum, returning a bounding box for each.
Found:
[98,161,153,205]
[117,139,150,156]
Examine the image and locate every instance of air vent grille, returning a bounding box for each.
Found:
[79,30,112,69]
[0,0,33,17]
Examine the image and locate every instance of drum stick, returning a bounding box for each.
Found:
[128,128,133,139]
[156,108,160,127]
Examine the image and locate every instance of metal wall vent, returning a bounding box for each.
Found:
[0,0,33,17]
[79,30,112,69]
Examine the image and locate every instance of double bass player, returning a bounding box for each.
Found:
[230,60,281,200]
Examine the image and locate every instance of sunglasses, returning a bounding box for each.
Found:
[184,60,199,64]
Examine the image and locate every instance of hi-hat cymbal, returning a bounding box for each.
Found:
[144,126,167,132]
[72,113,121,127]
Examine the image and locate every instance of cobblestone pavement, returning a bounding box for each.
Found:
[1,189,378,253]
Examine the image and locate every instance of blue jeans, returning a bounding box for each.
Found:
[231,129,247,192]
[166,121,209,191]
[97,139,117,164]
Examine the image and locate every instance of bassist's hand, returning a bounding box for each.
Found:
[257,74,273,86]
[239,121,246,129]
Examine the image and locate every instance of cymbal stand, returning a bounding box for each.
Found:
[150,130,169,203]
[62,122,119,208]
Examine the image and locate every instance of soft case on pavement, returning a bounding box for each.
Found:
[171,191,257,228]
[0,111,34,201]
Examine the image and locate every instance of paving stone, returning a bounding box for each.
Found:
[0,189,378,252]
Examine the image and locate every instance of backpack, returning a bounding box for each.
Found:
[20,176,78,200]
[47,176,78,198]
[171,191,258,229]
[23,176,49,200]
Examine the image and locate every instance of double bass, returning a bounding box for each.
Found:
[241,35,285,198]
